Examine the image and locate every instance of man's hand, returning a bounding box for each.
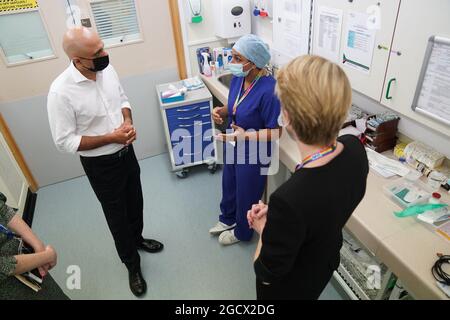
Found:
[119,119,137,145]
[110,126,136,145]
[124,126,136,145]
[117,120,133,132]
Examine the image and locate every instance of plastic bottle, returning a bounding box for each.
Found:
[428,171,446,191]
[210,61,216,77]
[201,52,212,77]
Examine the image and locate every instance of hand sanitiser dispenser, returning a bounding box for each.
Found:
[213,0,251,39]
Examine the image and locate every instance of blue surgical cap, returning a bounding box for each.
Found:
[233,34,271,69]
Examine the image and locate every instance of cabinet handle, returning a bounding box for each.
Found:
[178,121,211,128]
[176,106,199,112]
[184,151,202,156]
[386,78,396,100]
[181,133,202,139]
[177,114,201,120]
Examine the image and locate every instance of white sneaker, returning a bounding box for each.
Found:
[218,230,240,246]
[209,221,236,235]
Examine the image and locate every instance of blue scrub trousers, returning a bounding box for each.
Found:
[219,155,267,241]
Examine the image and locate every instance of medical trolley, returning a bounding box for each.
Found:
[156,81,218,178]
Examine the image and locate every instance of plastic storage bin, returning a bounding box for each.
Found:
[383,177,433,208]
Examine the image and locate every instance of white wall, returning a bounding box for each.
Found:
[179,0,228,77]
[179,0,450,158]
[250,0,274,46]
[0,0,179,187]
[179,0,274,77]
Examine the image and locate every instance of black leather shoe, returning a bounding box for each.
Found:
[128,269,147,297]
[137,239,164,253]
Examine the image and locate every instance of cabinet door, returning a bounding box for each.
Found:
[381,0,450,137]
[0,132,28,213]
[311,0,400,101]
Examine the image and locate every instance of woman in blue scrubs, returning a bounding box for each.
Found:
[210,34,281,245]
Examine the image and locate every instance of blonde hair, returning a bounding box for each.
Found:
[276,55,352,146]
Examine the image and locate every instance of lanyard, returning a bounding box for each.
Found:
[0,223,17,240]
[232,70,264,119]
[295,144,337,171]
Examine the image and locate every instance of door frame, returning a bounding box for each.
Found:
[0,113,38,192]
[168,0,188,80]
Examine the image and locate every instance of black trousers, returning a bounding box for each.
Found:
[80,144,143,271]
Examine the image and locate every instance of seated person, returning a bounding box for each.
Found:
[248,55,369,300]
[0,192,68,300]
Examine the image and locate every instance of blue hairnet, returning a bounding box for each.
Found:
[233,34,271,69]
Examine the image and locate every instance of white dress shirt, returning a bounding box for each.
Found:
[47,62,131,157]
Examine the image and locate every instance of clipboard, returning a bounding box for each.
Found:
[412,36,450,127]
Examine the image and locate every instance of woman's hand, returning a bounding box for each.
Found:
[212,106,226,125]
[13,245,58,277]
[230,124,246,140]
[32,240,46,254]
[215,124,246,142]
[45,245,57,270]
[247,201,268,233]
[31,241,49,277]
[247,200,267,227]
[251,213,267,235]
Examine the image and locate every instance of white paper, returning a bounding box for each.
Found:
[366,148,410,177]
[342,11,376,74]
[315,6,343,63]
[339,126,362,137]
[416,41,450,124]
[355,118,367,133]
[273,0,303,58]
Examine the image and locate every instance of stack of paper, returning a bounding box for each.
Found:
[366,148,410,178]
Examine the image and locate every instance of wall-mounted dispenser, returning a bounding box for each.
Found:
[187,0,203,24]
[253,0,269,18]
[212,0,251,39]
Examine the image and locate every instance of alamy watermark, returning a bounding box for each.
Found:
[170,124,280,175]
[66,265,81,290]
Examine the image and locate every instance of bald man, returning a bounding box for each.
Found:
[47,27,163,297]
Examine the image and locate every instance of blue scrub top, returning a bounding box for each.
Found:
[226,74,281,164]
[227,74,281,131]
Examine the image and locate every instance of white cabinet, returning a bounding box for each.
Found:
[380,0,450,137]
[0,131,29,215]
[311,0,400,101]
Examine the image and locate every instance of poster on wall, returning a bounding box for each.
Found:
[314,6,343,63]
[273,0,304,59]
[0,0,38,13]
[342,11,376,75]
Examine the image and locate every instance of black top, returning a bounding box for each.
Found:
[254,135,369,299]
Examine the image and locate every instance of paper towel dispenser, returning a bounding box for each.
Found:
[213,0,251,40]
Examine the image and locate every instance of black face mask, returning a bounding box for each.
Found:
[80,54,109,72]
